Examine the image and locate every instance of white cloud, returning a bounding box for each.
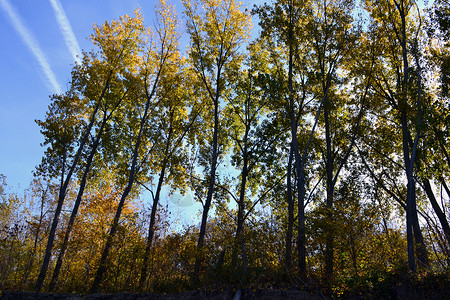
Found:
[0,0,62,94]
[49,0,82,64]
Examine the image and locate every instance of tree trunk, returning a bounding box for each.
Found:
[400,106,429,271]
[411,188,430,268]
[397,4,428,272]
[324,102,334,280]
[49,114,108,289]
[139,125,172,290]
[234,143,249,279]
[285,145,294,270]
[192,50,224,282]
[34,144,67,292]
[35,96,104,292]
[286,3,307,275]
[421,178,450,251]
[23,185,48,287]
[291,113,306,277]
[193,95,219,282]
[90,89,153,293]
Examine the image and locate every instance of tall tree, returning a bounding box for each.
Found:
[420,0,450,249]
[183,0,251,282]
[138,6,195,285]
[34,91,89,292]
[256,0,362,278]
[33,9,145,289]
[254,0,314,275]
[365,0,429,272]
[90,2,181,292]
[48,14,139,286]
[224,40,287,279]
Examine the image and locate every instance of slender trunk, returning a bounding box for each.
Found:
[35,99,102,292]
[411,188,430,268]
[421,179,450,250]
[286,2,307,276]
[49,114,108,289]
[285,145,294,270]
[397,5,428,272]
[291,113,306,276]
[34,144,67,292]
[295,73,329,278]
[392,0,416,274]
[324,102,334,280]
[234,145,249,279]
[236,154,248,238]
[193,96,219,282]
[90,157,134,293]
[91,93,153,293]
[297,153,306,276]
[406,171,429,269]
[323,72,367,279]
[138,182,160,290]
[400,112,417,273]
[193,54,223,281]
[139,125,173,290]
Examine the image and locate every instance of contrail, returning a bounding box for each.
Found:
[0,0,62,94]
[49,0,82,64]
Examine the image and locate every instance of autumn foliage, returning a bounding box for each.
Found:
[0,0,449,297]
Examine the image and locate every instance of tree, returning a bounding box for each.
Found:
[33,7,146,289]
[365,0,429,272]
[139,3,196,286]
[182,0,251,282]
[90,2,182,291]
[48,13,138,287]
[254,0,313,275]
[34,90,88,292]
[304,0,367,280]
[221,39,289,280]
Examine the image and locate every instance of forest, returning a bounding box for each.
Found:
[0,0,449,297]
